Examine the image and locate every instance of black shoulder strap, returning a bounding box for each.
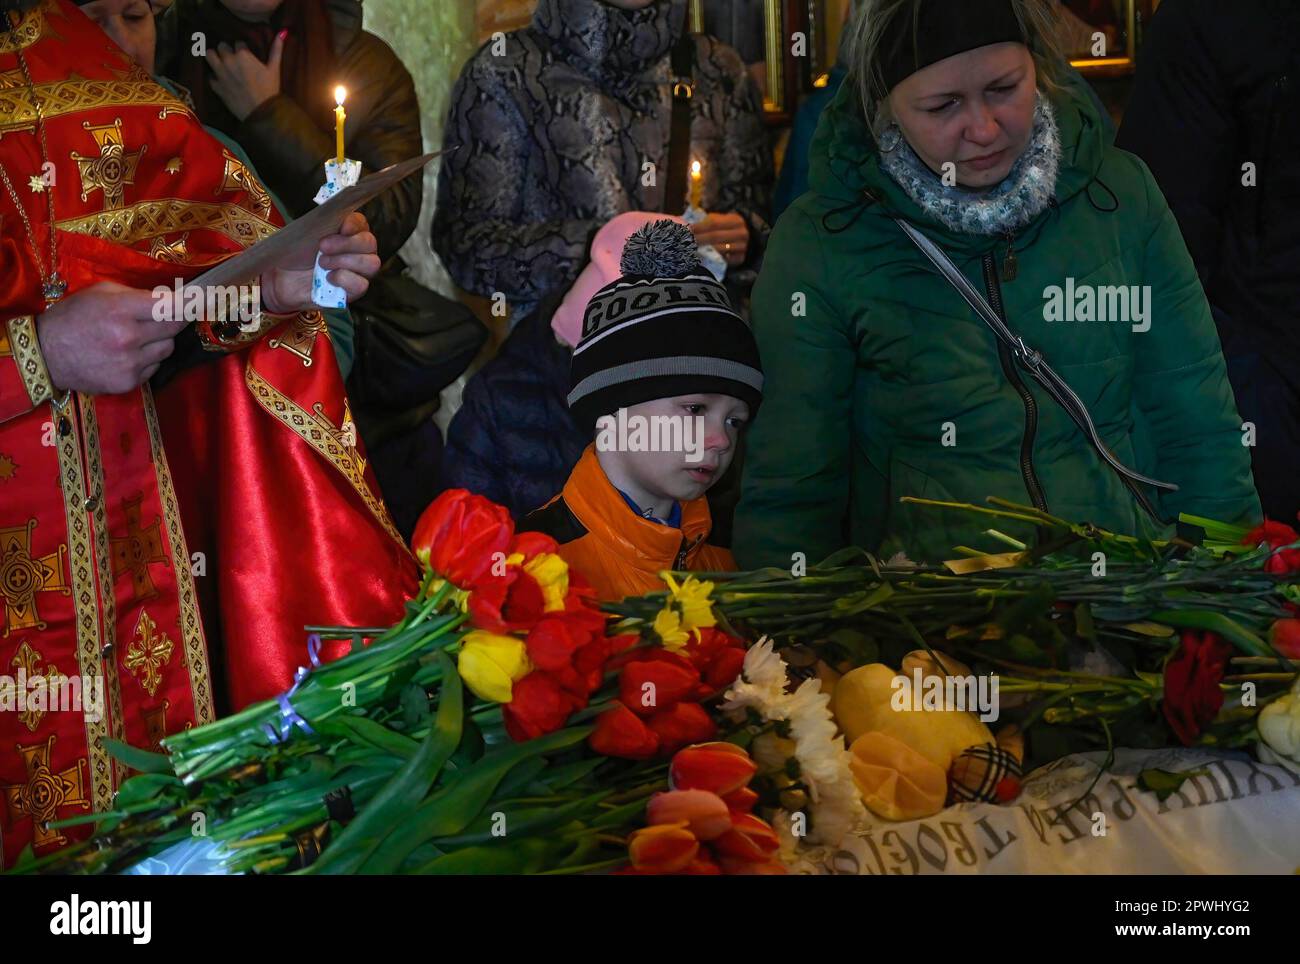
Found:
[663,30,696,215]
[518,496,589,546]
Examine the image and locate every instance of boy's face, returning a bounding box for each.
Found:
[596,393,750,507]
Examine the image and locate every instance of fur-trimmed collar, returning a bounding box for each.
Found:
[881,95,1061,236]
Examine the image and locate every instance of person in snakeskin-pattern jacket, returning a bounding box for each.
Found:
[431,0,773,329]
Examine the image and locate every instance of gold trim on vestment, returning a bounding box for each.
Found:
[55,198,278,249]
[0,78,190,135]
[53,399,112,814]
[4,315,53,407]
[0,4,43,54]
[139,387,215,725]
[79,396,128,787]
[245,364,407,550]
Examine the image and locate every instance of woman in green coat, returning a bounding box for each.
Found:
[735,0,1260,567]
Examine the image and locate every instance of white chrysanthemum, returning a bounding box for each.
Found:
[722,636,787,714]
[784,679,866,845]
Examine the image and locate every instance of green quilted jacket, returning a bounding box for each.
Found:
[735,78,1261,567]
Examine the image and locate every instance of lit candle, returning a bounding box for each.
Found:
[334,86,347,166]
[690,159,703,210]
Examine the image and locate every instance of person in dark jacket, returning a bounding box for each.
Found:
[1116,0,1300,525]
[442,210,746,530]
[431,0,773,330]
[735,0,1259,568]
[156,0,422,263]
[443,289,586,521]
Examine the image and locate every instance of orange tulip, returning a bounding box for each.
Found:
[646,789,732,841]
[627,822,699,874]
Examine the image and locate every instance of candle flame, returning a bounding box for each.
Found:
[335,86,347,106]
[691,160,702,178]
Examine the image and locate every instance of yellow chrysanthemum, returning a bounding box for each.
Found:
[653,606,689,653]
[524,552,570,612]
[458,631,532,703]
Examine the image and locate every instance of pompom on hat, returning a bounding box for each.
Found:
[566,219,764,433]
[551,212,685,350]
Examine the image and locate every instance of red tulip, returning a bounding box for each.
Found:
[712,812,781,862]
[646,789,733,841]
[1270,619,1300,660]
[648,702,718,755]
[721,785,759,814]
[619,659,702,717]
[669,742,757,795]
[1243,520,1300,574]
[1162,630,1233,745]
[410,489,513,590]
[702,645,747,691]
[525,617,591,674]
[590,703,660,759]
[501,672,582,742]
[627,822,698,874]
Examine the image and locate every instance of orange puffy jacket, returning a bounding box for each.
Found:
[519,446,735,602]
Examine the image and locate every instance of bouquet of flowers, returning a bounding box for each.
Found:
[12,493,1300,875]
[11,491,790,876]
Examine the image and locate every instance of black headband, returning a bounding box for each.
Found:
[878,0,1027,93]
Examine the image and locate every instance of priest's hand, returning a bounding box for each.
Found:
[259,212,381,313]
[689,212,749,267]
[37,282,186,395]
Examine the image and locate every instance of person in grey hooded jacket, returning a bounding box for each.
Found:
[431,0,773,329]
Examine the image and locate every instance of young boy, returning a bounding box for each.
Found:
[519,220,765,601]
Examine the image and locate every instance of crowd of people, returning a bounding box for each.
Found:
[1,0,1295,864]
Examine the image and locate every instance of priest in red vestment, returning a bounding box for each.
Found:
[0,0,419,867]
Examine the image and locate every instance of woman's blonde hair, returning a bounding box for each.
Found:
[846,0,1068,139]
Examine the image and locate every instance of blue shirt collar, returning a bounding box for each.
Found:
[616,488,682,528]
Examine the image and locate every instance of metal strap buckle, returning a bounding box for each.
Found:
[1015,337,1042,369]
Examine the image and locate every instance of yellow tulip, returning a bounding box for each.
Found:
[458,631,531,703]
[524,552,570,612]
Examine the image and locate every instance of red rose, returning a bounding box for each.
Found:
[1243,520,1300,574]
[502,672,583,742]
[1270,619,1300,660]
[590,703,660,759]
[1161,630,1233,745]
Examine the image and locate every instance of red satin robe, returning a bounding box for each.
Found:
[0,0,418,868]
